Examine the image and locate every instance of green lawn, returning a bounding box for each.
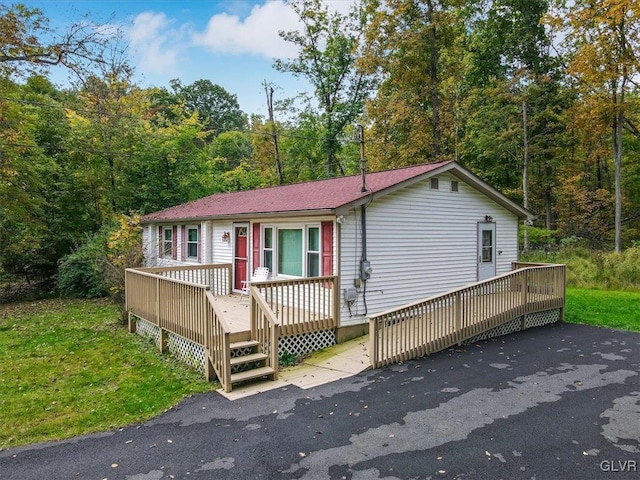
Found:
[565,288,640,332]
[0,298,213,449]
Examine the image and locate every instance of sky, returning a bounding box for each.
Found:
[20,1,354,116]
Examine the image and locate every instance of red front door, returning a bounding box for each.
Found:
[234,226,248,291]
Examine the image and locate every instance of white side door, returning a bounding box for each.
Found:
[477,222,496,281]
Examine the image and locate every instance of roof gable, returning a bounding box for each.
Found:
[141,161,531,223]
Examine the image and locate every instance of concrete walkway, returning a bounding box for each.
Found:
[217,335,371,400]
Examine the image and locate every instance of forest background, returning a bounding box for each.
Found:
[1,0,639,300]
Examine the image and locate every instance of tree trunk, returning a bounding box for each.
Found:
[264,83,283,184]
[522,99,530,252]
[613,81,625,253]
[426,0,440,156]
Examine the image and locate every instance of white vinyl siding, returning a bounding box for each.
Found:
[211,221,233,264]
[338,174,519,326]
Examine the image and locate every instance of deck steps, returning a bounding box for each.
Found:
[230,366,276,384]
[230,352,268,366]
[227,339,276,388]
[230,340,260,350]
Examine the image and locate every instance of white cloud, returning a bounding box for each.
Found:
[126,11,187,76]
[192,1,301,59]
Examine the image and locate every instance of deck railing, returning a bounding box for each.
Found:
[134,264,231,296]
[204,290,232,391]
[252,276,339,336]
[369,263,566,368]
[125,264,234,391]
[250,286,280,379]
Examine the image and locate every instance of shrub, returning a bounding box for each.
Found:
[521,245,640,291]
[56,214,143,307]
[520,226,557,251]
[56,233,109,298]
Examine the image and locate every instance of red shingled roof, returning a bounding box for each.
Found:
[142,161,451,222]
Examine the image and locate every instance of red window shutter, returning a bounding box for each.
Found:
[172,225,177,260]
[158,226,163,258]
[181,225,186,261]
[197,225,202,263]
[321,221,333,276]
[252,223,261,270]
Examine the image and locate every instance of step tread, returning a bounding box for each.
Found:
[230,340,259,350]
[230,352,268,366]
[230,366,276,383]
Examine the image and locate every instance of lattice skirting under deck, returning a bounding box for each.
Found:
[278,329,336,357]
[464,308,561,344]
[135,317,160,344]
[525,309,561,328]
[167,334,205,374]
[134,317,205,374]
[132,316,337,376]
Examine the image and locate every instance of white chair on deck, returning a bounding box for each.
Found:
[239,267,269,302]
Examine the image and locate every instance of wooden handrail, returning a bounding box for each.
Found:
[250,285,280,379]
[204,290,232,391]
[137,264,232,273]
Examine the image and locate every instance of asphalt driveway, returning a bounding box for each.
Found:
[1,322,638,479]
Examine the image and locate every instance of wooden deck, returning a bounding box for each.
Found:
[207,294,251,335]
[125,262,565,392]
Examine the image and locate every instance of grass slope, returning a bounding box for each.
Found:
[0,298,213,449]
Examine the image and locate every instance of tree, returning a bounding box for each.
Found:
[466,0,562,250]
[553,0,640,252]
[0,77,52,280]
[360,0,469,168]
[275,0,373,177]
[170,79,247,136]
[0,3,117,79]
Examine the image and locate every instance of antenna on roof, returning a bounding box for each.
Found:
[357,124,367,193]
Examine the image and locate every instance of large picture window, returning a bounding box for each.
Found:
[265,224,321,277]
[278,229,303,276]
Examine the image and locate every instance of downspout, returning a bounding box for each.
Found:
[358,124,370,315]
[360,204,369,316]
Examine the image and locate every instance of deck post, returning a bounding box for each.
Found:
[369,318,377,368]
[155,276,160,325]
[520,270,529,331]
[204,348,215,381]
[455,291,462,344]
[128,312,137,334]
[333,277,340,329]
[158,328,168,353]
[560,265,566,322]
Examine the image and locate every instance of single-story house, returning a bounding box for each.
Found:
[140,160,532,339]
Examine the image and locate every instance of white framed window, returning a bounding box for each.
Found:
[263,227,273,273]
[263,224,321,277]
[430,177,439,190]
[451,180,459,192]
[307,227,320,277]
[162,227,173,257]
[186,225,199,260]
